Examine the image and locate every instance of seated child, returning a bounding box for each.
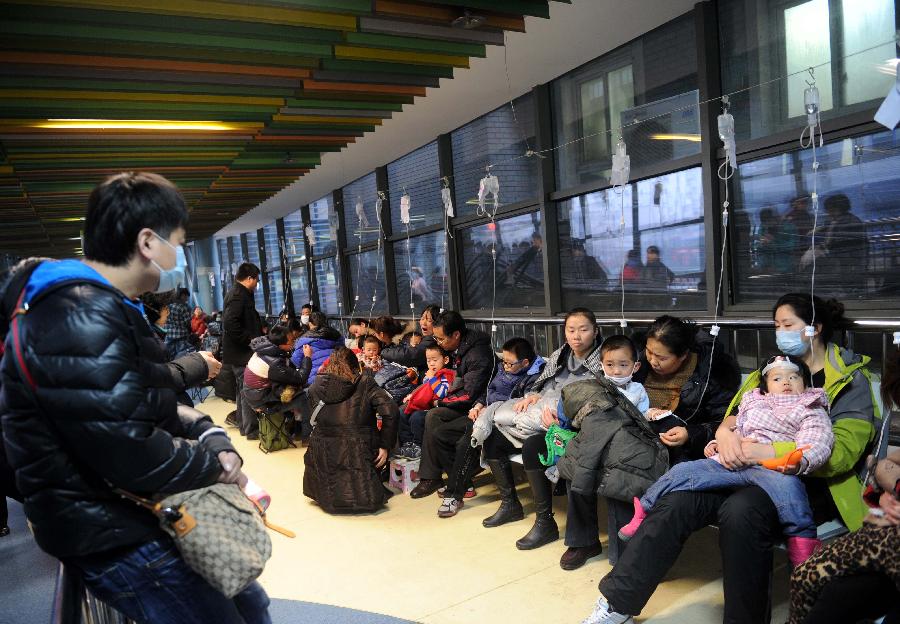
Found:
[618,355,834,566]
[243,325,312,410]
[359,336,418,405]
[398,344,455,459]
[542,335,649,482]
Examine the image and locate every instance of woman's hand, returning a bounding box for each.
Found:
[878,491,900,525]
[659,426,688,448]
[540,406,559,429]
[374,448,388,470]
[217,451,243,484]
[740,438,777,462]
[715,427,752,470]
[468,403,483,422]
[645,408,669,421]
[514,394,540,413]
[198,351,222,380]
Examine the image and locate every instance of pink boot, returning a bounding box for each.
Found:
[786,536,821,567]
[617,497,647,542]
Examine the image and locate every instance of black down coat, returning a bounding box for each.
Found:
[557,378,669,503]
[303,371,399,514]
[0,260,235,559]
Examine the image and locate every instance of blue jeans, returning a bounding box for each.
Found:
[640,458,816,537]
[71,537,271,624]
[399,409,427,445]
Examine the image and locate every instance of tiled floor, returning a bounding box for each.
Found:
[203,395,792,623]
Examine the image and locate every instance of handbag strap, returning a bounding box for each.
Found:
[310,400,325,429]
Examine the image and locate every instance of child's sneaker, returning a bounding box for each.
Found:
[405,443,421,460]
[391,444,407,459]
[581,596,634,624]
[437,497,464,518]
[545,465,560,484]
[616,497,647,542]
[786,536,821,567]
[463,486,476,499]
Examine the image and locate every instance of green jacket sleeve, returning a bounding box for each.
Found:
[812,418,874,478]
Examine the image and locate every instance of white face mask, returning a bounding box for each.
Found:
[604,365,637,387]
[300,314,310,325]
[150,232,186,293]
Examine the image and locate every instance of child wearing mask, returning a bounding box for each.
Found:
[618,355,833,566]
[398,344,456,459]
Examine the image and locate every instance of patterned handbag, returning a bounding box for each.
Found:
[116,483,272,598]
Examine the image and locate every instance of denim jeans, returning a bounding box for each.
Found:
[71,537,271,624]
[398,409,427,445]
[640,458,816,537]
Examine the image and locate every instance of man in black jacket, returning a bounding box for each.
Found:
[222,262,263,439]
[410,310,494,498]
[0,173,269,623]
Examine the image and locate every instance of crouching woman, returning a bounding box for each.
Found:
[303,347,399,514]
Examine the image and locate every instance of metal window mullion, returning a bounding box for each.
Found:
[300,204,318,308]
[438,132,460,311]
[534,81,562,315]
[333,188,353,318]
[376,166,398,315]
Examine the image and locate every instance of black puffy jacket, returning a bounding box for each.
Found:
[436,329,495,412]
[0,260,235,559]
[303,371,398,514]
[221,282,262,366]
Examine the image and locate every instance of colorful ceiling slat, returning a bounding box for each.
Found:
[0,0,568,257]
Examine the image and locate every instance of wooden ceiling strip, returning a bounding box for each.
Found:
[344,32,486,58]
[285,97,403,111]
[278,106,394,118]
[3,0,359,30]
[0,89,285,107]
[270,114,384,125]
[251,135,354,143]
[301,79,427,97]
[372,0,526,31]
[0,65,304,89]
[334,45,469,68]
[9,152,242,160]
[358,16,505,45]
[0,21,336,57]
[422,0,550,19]
[0,51,313,78]
[320,58,454,79]
[0,77,297,98]
[312,70,440,88]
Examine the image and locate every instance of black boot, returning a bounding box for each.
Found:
[482,458,524,528]
[515,469,559,550]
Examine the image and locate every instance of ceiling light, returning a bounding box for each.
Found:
[650,133,703,142]
[46,217,86,222]
[33,119,243,131]
[452,10,486,29]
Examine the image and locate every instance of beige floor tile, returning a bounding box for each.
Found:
[200,394,790,624]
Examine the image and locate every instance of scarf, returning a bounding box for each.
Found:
[644,351,697,411]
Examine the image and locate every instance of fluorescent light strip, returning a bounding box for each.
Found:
[35,119,246,131]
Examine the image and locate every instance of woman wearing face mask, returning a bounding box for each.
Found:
[583,295,878,624]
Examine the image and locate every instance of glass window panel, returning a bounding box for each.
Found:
[719,0,895,141]
[553,15,699,190]
[342,173,380,246]
[392,230,448,315]
[282,210,307,264]
[841,0,896,107]
[388,141,442,232]
[784,0,833,118]
[460,211,545,310]
[262,223,280,271]
[557,168,706,311]
[267,269,285,316]
[451,95,539,217]
[216,239,231,284]
[731,130,900,303]
[309,195,338,257]
[315,257,342,315]
[229,237,244,273]
[243,234,266,312]
[289,263,310,312]
[349,249,387,315]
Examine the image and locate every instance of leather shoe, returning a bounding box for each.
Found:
[409,479,444,499]
[559,543,603,570]
[224,411,239,427]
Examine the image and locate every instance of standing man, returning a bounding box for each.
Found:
[0,172,269,622]
[222,262,263,439]
[409,310,493,498]
[163,287,193,358]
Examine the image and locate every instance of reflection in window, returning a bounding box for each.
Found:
[309,195,338,257]
[262,223,280,271]
[229,237,243,274]
[719,0,896,141]
[388,142,441,232]
[288,264,311,312]
[315,258,341,315]
[553,14,698,190]
[349,249,387,315]
[557,168,706,311]
[282,211,307,264]
[452,95,538,216]
[216,239,231,285]
[460,212,545,310]
[342,173,380,246]
[268,270,285,316]
[393,230,448,315]
[731,130,900,303]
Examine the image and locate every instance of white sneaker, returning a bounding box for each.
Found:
[581,597,634,624]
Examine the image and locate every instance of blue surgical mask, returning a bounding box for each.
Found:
[775,329,809,357]
[151,232,187,293]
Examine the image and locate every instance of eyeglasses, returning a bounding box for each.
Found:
[434,334,452,345]
[502,359,523,370]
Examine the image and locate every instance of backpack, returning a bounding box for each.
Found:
[258,409,292,454]
[0,259,47,353]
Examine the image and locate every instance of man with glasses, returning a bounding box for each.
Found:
[409,310,494,499]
